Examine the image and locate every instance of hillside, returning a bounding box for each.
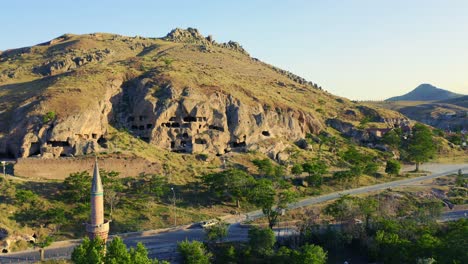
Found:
[0,28,405,166]
[438,95,468,108]
[386,84,464,101]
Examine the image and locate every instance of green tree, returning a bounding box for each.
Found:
[291,164,303,177]
[202,169,255,208]
[248,179,297,229]
[63,171,91,203]
[15,189,38,205]
[71,237,105,264]
[35,235,54,261]
[252,158,275,177]
[358,197,378,230]
[177,240,212,264]
[375,230,411,263]
[385,159,401,175]
[292,244,327,264]
[303,160,328,187]
[382,130,401,149]
[129,242,157,264]
[363,161,380,176]
[405,123,436,171]
[205,221,229,243]
[105,237,131,263]
[324,195,359,223]
[248,227,276,256]
[42,111,56,123]
[252,158,284,179]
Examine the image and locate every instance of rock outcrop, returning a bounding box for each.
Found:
[112,76,323,156]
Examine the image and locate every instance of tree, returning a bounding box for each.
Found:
[73,236,160,264]
[324,195,359,223]
[252,158,275,177]
[291,164,304,177]
[177,240,212,264]
[202,169,255,208]
[248,179,297,229]
[292,244,327,264]
[35,235,54,261]
[382,129,401,149]
[63,171,91,203]
[303,160,328,187]
[363,161,380,176]
[249,179,276,228]
[129,242,159,264]
[248,227,276,256]
[385,160,401,175]
[358,197,378,230]
[71,237,105,264]
[15,189,38,205]
[252,158,284,179]
[105,237,131,263]
[405,124,436,171]
[205,221,229,243]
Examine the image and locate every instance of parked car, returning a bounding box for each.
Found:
[199,219,219,228]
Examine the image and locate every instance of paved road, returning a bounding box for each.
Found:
[1,163,466,263]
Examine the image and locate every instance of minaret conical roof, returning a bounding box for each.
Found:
[91,158,104,195]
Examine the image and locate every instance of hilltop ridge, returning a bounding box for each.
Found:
[0,28,404,162]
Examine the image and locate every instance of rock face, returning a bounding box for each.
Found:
[112,77,323,155]
[0,77,123,158]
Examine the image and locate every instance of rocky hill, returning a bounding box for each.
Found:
[0,28,405,160]
[386,84,464,102]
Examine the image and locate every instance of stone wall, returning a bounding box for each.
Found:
[14,156,161,180]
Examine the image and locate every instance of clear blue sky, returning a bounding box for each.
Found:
[2,0,467,100]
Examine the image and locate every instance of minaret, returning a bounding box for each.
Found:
[86,158,110,241]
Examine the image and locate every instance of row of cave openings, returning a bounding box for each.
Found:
[27,133,107,157]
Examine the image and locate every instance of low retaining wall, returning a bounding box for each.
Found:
[14,156,161,180]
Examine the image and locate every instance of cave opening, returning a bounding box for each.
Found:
[182,133,189,139]
[262,131,271,136]
[230,141,246,148]
[28,142,41,157]
[47,141,70,147]
[195,138,207,144]
[97,136,108,148]
[183,116,197,122]
[171,123,180,128]
[208,125,225,132]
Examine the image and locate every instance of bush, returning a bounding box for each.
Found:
[248,227,276,256]
[42,111,56,123]
[177,240,212,264]
[385,160,401,175]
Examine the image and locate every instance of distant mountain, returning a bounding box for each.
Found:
[386,84,464,102]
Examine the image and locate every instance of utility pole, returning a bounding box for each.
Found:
[171,187,176,226]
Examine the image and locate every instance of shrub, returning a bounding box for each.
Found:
[385,160,401,175]
[177,240,212,264]
[42,111,56,123]
[248,227,276,256]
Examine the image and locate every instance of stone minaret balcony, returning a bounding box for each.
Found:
[86,159,110,241]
